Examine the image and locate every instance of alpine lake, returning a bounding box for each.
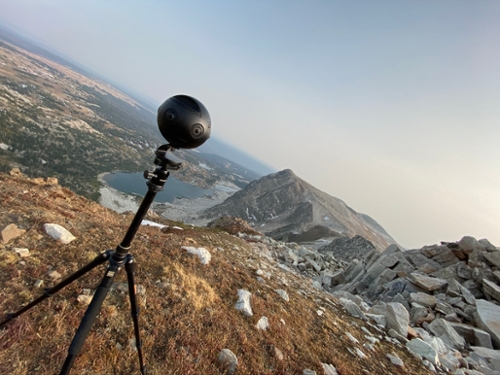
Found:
[102,171,215,202]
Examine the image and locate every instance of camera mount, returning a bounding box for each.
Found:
[0,95,211,374]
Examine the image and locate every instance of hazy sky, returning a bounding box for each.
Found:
[1,0,500,249]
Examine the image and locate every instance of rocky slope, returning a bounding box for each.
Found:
[0,171,432,375]
[229,217,500,375]
[201,169,397,251]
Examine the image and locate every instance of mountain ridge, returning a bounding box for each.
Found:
[202,169,397,250]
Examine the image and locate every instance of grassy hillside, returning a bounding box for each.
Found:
[0,171,431,375]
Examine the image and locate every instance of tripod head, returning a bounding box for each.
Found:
[157,95,211,149]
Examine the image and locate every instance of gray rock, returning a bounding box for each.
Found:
[340,298,368,321]
[449,322,493,349]
[484,252,500,269]
[459,236,484,254]
[439,351,461,372]
[428,318,466,350]
[470,346,500,371]
[318,235,377,263]
[385,302,410,337]
[475,299,500,349]
[462,280,485,299]
[458,283,477,306]
[431,264,463,283]
[409,272,448,292]
[406,338,439,366]
[410,292,437,307]
[303,370,316,375]
[387,352,405,367]
[218,349,238,374]
[275,289,289,302]
[479,239,498,252]
[410,303,431,325]
[482,279,500,304]
[457,262,473,280]
[365,313,387,327]
[388,328,409,343]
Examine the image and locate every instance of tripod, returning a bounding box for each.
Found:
[0,144,181,375]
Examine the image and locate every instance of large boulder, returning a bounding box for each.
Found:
[475,299,500,349]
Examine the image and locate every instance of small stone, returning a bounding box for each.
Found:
[47,270,62,280]
[275,289,289,302]
[1,224,26,244]
[34,279,43,288]
[272,346,284,361]
[346,332,359,344]
[13,248,30,257]
[321,363,339,375]
[235,289,253,316]
[355,348,366,359]
[256,316,269,330]
[77,295,92,305]
[218,349,238,375]
[303,369,316,375]
[387,352,404,367]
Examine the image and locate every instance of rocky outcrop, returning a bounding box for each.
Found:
[207,216,262,236]
[318,235,377,263]
[232,231,500,374]
[202,169,397,250]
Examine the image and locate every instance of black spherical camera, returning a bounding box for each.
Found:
[157,95,211,149]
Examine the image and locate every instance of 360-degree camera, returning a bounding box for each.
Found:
[157,95,211,149]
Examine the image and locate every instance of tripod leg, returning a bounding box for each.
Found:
[59,257,122,375]
[0,250,111,329]
[125,255,146,375]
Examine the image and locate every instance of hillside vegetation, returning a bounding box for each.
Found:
[0,171,431,375]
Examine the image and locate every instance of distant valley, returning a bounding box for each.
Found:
[0,24,397,247]
[0,26,264,200]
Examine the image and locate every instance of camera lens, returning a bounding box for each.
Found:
[166,110,176,121]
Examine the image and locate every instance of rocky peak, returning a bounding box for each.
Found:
[202,169,397,251]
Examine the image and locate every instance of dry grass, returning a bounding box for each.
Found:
[0,172,433,375]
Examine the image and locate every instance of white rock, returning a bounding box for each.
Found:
[43,223,76,244]
[275,289,289,302]
[346,332,359,344]
[13,248,30,257]
[355,348,366,359]
[141,220,166,229]
[256,316,269,330]
[181,246,211,265]
[235,289,253,316]
[321,363,339,375]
